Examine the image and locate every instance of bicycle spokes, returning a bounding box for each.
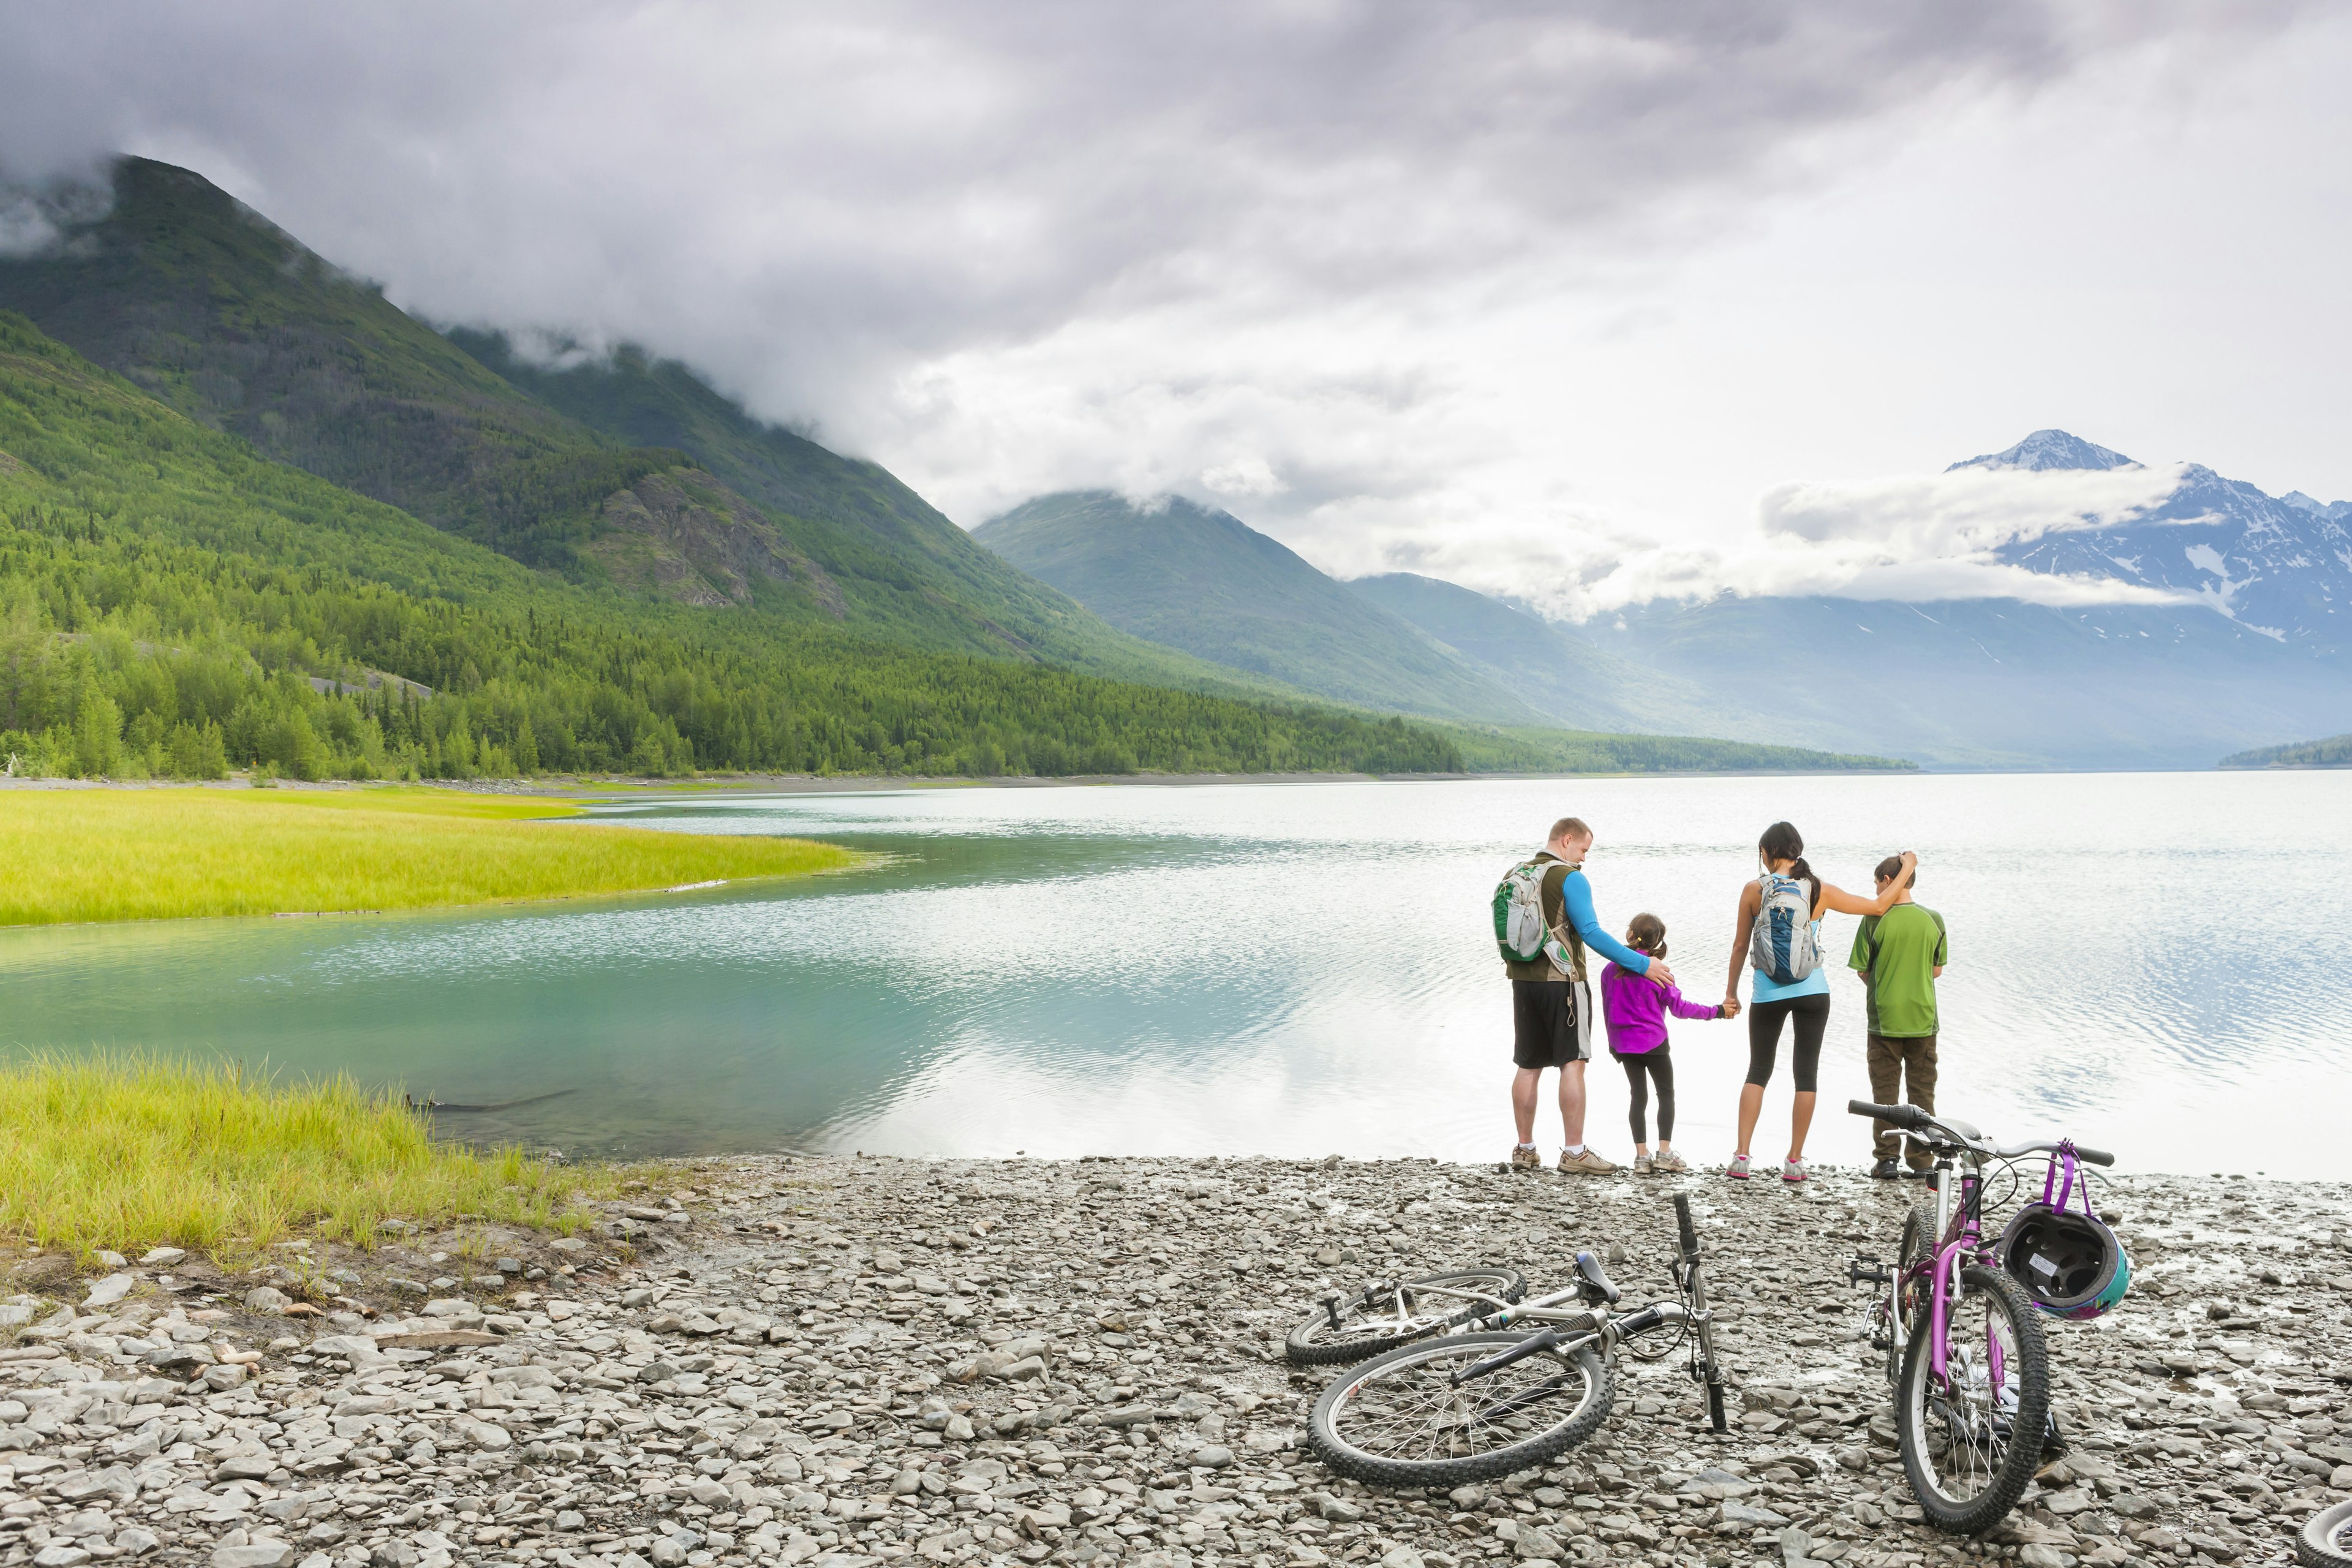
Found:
[1330,1340,1594,1465]
[1914,1287,2022,1504]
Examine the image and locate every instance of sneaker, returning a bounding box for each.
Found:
[1782,1157,1811,1183]
[1727,1153,1752,1180]
[1558,1147,1621,1175]
[1870,1157,1901,1180]
[1632,1152,1655,1175]
[1653,1148,1687,1174]
[1509,1145,1542,1172]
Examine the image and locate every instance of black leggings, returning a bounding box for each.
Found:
[1746,992,1830,1092]
[1618,1049,1675,1145]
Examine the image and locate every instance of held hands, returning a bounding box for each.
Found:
[1717,997,1741,1020]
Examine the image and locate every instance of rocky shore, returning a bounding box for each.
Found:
[4,1158,2348,1568]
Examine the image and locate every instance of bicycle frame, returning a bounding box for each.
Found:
[1440,1200,1727,1432]
[1920,1161,1992,1390]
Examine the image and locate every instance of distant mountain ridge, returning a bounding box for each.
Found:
[1582,428,2352,767]
[1957,428,2351,653]
[976,492,1543,722]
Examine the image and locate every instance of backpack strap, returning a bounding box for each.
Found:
[1542,862,1587,982]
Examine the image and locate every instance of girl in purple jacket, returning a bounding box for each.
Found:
[1601,914,1736,1174]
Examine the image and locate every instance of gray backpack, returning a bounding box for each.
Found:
[1748,873,1821,986]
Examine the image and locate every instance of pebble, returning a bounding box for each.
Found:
[1,1159,2346,1568]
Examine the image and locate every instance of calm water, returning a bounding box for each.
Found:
[4,773,2346,1177]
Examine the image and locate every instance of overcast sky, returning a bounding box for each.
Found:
[3,1,2346,614]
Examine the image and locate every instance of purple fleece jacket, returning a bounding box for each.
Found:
[1600,961,1722,1056]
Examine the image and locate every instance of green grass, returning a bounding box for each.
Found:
[0,785,856,924]
[0,1054,619,1261]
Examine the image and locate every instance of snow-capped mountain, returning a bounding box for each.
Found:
[1960,429,2352,652]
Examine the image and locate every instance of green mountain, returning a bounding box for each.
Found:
[0,157,1257,689]
[1345,572,1722,735]
[0,309,1463,780]
[0,156,1905,783]
[974,492,1541,722]
[2218,733,2352,768]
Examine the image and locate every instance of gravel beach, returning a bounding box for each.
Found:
[4,1156,2348,1568]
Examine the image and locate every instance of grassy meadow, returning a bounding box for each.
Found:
[0,785,854,924]
[0,1055,616,1260]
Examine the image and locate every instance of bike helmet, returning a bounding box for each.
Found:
[1997,1204,2130,1320]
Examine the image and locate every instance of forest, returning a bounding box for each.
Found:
[0,312,1463,779]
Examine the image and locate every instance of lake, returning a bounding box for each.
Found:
[4,772,2345,1178]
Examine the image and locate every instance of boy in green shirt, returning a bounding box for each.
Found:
[1850,854,1950,1179]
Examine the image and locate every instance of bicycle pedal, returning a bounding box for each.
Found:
[1848,1254,1891,1287]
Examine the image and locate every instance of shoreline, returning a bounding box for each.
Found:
[4,1154,2345,1568]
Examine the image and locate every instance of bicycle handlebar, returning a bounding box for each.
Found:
[1673,1193,1698,1258]
[1849,1099,2115,1166]
[1849,1099,1928,1128]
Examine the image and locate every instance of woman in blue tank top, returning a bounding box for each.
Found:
[1721,822,1915,1183]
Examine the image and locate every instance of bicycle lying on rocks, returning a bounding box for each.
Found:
[1282,1194,1728,1487]
[1844,1099,2128,1536]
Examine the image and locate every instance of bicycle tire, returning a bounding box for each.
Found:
[1284,1268,1528,1366]
[2300,1501,2352,1568]
[1890,1201,1939,1386]
[1308,1330,1612,1487]
[1896,1264,2048,1535]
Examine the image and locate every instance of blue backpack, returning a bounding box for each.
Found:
[1747,873,1821,986]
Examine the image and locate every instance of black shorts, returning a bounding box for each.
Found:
[1512,979,1591,1069]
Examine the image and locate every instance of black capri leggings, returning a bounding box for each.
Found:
[1746,992,1830,1092]
[1617,1048,1675,1145]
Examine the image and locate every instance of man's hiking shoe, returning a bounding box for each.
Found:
[1509,1145,1542,1172]
[1558,1147,1620,1175]
[1782,1157,1811,1184]
[1653,1148,1688,1174]
[1631,1152,1654,1175]
[1727,1153,1752,1180]
[1871,1156,1902,1180]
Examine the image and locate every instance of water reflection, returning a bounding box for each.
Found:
[2,772,2345,1174]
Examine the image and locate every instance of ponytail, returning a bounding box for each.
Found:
[1758,821,1822,911]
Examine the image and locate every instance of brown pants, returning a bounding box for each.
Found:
[1867,1033,1939,1168]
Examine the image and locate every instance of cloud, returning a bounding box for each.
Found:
[1316,459,2199,617]
[0,2,2321,508]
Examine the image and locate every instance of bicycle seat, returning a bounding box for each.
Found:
[1574,1250,1621,1305]
[1939,1116,1982,1140]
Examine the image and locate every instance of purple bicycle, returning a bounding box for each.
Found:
[1845,1099,2123,1534]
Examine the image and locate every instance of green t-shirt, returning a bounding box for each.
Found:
[1849,902,1948,1038]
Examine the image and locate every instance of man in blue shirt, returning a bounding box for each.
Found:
[1503,816,1673,1174]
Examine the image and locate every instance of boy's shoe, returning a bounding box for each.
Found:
[1782,1157,1811,1183]
[1870,1156,1902,1180]
[1727,1153,1752,1180]
[1653,1148,1687,1174]
[1632,1152,1655,1175]
[1509,1145,1542,1171]
[1558,1147,1621,1175]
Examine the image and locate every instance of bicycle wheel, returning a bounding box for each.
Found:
[1308,1330,1613,1487]
[1284,1268,1528,1366]
[2300,1501,2352,1568]
[1890,1202,1939,1385]
[1896,1264,2049,1534]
